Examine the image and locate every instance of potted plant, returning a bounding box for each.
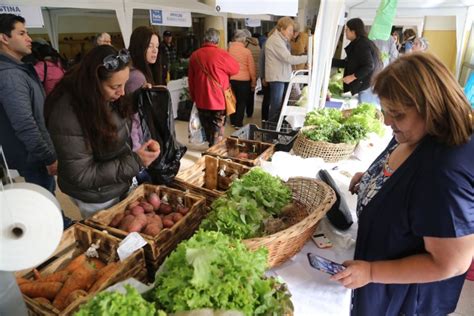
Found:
[177,87,193,121]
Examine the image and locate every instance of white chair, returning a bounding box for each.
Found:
[276,69,311,132]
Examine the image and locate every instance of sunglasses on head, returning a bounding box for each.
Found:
[102,49,130,71]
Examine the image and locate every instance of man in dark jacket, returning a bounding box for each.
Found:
[0,14,58,193]
[160,30,177,83]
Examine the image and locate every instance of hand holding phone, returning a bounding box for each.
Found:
[307,253,345,275]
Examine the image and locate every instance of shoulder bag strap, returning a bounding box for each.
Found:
[195,55,225,93]
[42,61,48,84]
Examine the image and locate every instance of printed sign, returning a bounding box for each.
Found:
[0,5,44,28]
[150,9,191,27]
[245,18,261,27]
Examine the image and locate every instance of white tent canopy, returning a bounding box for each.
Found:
[4,0,218,47]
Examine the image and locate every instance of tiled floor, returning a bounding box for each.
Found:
[48,95,474,315]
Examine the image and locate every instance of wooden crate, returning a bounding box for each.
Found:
[203,137,275,166]
[85,184,206,273]
[16,223,147,316]
[173,155,251,205]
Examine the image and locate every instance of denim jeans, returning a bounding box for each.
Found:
[268,82,289,122]
[358,88,380,108]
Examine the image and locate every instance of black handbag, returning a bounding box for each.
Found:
[318,169,353,230]
[134,86,187,185]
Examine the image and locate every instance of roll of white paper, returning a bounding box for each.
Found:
[0,183,63,271]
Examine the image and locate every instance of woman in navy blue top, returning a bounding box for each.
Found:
[332,53,474,316]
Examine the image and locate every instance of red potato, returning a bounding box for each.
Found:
[237,152,249,159]
[128,214,148,232]
[143,223,162,236]
[131,205,145,216]
[118,215,136,231]
[127,201,140,209]
[109,213,125,227]
[172,212,183,223]
[159,203,173,214]
[147,192,161,210]
[162,219,174,228]
[139,202,154,213]
[177,206,190,215]
[146,213,163,228]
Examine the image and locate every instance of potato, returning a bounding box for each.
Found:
[177,206,190,215]
[143,223,161,236]
[146,214,163,229]
[162,219,174,228]
[131,206,145,216]
[109,213,124,227]
[128,214,147,232]
[172,212,183,223]
[139,202,154,213]
[237,152,249,159]
[159,203,173,214]
[147,192,161,210]
[118,215,136,231]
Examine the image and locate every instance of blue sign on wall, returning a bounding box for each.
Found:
[150,10,163,24]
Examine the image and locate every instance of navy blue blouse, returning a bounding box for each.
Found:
[352,135,474,316]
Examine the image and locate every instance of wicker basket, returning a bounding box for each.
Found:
[173,155,251,205]
[85,184,206,274]
[16,223,147,315]
[203,137,275,166]
[292,126,356,162]
[243,177,336,268]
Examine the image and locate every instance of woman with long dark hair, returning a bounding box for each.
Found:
[333,18,381,105]
[45,45,160,218]
[126,26,162,152]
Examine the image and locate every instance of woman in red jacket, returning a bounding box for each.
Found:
[188,28,239,146]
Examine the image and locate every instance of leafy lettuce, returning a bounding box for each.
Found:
[75,285,160,316]
[151,230,290,316]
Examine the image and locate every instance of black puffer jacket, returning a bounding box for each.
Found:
[47,93,142,203]
[332,36,379,95]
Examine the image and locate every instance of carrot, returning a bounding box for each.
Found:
[88,262,120,293]
[64,289,88,307]
[33,269,42,280]
[20,282,63,300]
[52,261,99,310]
[63,254,87,273]
[16,277,31,286]
[38,270,70,283]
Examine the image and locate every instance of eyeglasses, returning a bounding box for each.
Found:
[102,49,130,71]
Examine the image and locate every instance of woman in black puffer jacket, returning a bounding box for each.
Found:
[332,18,381,105]
[45,46,160,219]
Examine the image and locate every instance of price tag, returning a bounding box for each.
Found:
[117,232,147,261]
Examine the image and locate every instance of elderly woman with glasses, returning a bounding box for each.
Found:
[44,45,160,219]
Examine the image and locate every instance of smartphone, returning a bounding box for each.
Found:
[307,253,345,275]
[311,233,332,248]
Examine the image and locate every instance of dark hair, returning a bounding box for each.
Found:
[26,41,67,68]
[403,29,416,41]
[346,17,382,74]
[128,26,161,85]
[346,18,367,38]
[373,53,473,146]
[45,45,131,151]
[0,13,25,37]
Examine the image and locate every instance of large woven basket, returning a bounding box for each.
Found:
[292,126,356,162]
[243,177,336,268]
